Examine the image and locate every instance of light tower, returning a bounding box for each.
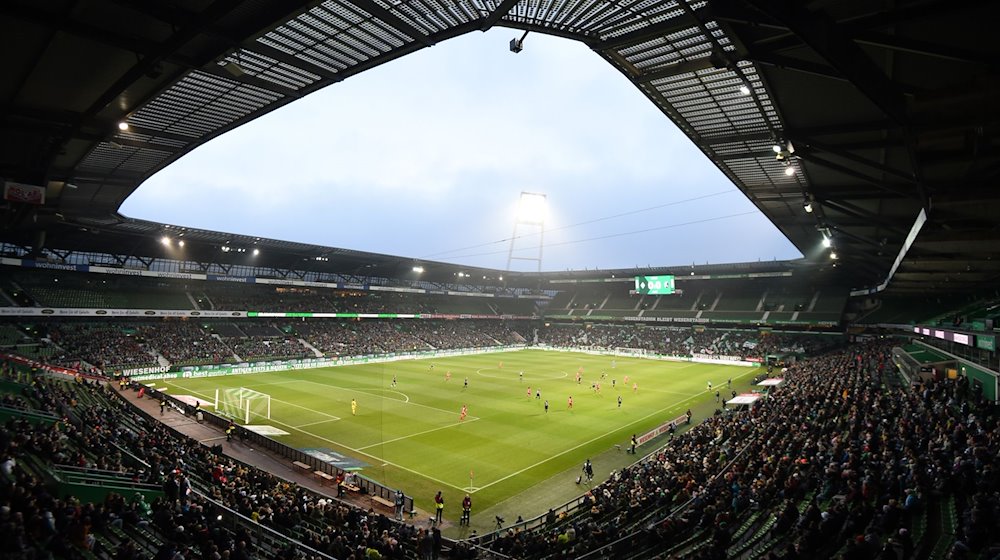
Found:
[506,191,547,273]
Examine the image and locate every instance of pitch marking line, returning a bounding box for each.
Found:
[170,384,473,492]
[356,417,482,451]
[471,365,762,493]
[271,378,455,416]
[163,380,341,421]
[474,367,567,380]
[295,419,340,429]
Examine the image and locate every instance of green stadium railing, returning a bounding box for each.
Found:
[119,386,416,513]
[0,403,59,425]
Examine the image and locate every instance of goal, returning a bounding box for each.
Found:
[215,387,271,424]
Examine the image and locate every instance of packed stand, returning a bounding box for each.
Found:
[48,323,159,373]
[136,323,234,366]
[538,324,842,361]
[1,360,432,560]
[485,340,1000,560]
[227,337,311,361]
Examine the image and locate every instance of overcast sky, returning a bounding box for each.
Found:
[120,30,801,272]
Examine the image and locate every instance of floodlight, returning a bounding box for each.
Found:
[252,248,260,256]
[772,144,782,153]
[822,236,832,248]
[830,251,838,260]
[118,122,129,131]
[738,85,750,95]
[178,240,185,247]
[498,276,503,281]
[784,166,795,176]
[803,200,813,213]
[221,246,230,252]
[412,266,424,273]
[160,236,170,246]
[518,192,547,224]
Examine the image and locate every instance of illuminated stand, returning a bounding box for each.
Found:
[506,192,547,273]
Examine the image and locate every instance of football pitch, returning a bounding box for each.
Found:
[162,349,757,523]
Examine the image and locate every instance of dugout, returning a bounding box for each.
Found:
[892,344,954,385]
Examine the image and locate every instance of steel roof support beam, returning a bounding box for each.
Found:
[819,199,907,237]
[588,10,703,51]
[350,0,436,47]
[794,151,914,200]
[750,52,845,82]
[787,135,916,184]
[636,58,718,83]
[737,0,909,126]
[854,32,996,68]
[481,0,523,31]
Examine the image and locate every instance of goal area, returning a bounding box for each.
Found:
[215,387,271,424]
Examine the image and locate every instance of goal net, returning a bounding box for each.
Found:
[215,387,271,424]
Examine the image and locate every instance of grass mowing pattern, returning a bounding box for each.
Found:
[164,349,754,521]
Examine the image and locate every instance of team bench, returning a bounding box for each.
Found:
[314,471,335,485]
[372,495,395,512]
[292,461,311,473]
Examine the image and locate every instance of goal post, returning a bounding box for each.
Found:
[215,387,272,424]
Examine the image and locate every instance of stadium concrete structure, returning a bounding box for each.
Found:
[1,1,999,560]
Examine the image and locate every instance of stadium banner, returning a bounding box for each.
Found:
[0,306,534,320]
[246,311,421,319]
[549,271,793,284]
[0,259,549,301]
[537,345,760,367]
[129,345,528,381]
[0,307,246,317]
[635,414,690,447]
[3,181,46,205]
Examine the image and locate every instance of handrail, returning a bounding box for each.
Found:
[574,431,757,560]
[190,487,340,560]
[472,415,693,548]
[149,387,416,513]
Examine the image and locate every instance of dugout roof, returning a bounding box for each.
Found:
[1,0,997,292]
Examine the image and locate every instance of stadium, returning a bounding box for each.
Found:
[1,1,998,559]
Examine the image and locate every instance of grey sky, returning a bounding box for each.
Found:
[120,30,801,272]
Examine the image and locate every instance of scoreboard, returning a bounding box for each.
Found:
[634,275,675,295]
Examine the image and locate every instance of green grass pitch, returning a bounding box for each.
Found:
[162,349,756,522]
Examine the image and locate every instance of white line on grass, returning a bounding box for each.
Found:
[356,417,481,451]
[270,421,469,491]
[163,380,341,421]
[276,378,456,416]
[474,367,567,381]
[169,383,473,492]
[294,419,340,428]
[471,365,761,493]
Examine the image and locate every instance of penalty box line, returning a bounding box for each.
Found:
[267,377,464,417]
[356,417,481,451]
[165,381,342,423]
[170,383,473,493]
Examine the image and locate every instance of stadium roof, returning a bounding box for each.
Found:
[1,0,997,293]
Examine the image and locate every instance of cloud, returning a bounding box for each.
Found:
[121,30,800,271]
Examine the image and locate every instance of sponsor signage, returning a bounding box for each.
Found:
[3,181,46,205]
[0,307,246,317]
